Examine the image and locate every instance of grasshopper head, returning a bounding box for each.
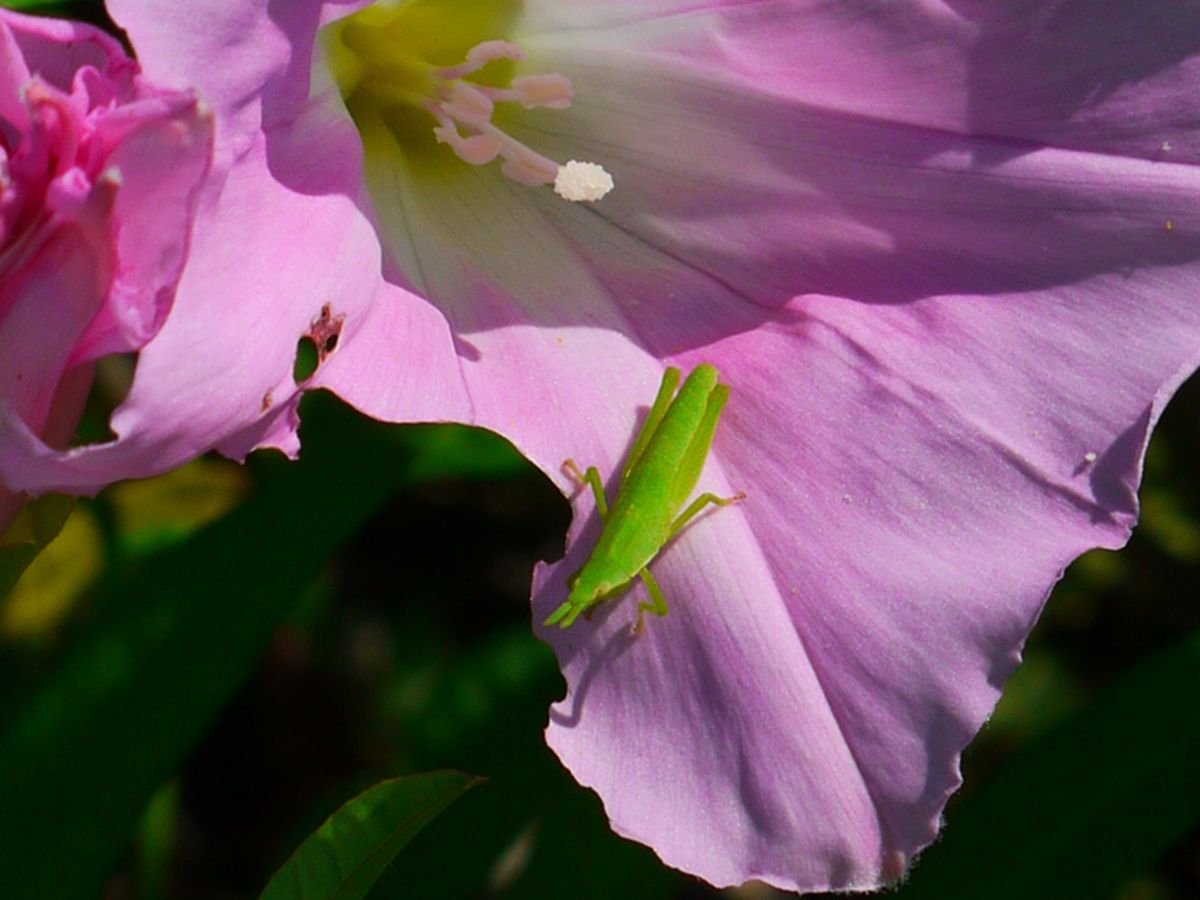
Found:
[545,569,616,629]
[567,575,610,608]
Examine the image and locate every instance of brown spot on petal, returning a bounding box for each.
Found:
[261,392,273,412]
[308,303,346,365]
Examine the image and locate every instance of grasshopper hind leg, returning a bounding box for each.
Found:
[667,491,746,540]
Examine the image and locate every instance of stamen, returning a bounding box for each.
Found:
[476,76,574,110]
[510,74,574,109]
[436,40,524,81]
[432,119,503,166]
[441,82,494,124]
[425,40,613,202]
[501,149,560,187]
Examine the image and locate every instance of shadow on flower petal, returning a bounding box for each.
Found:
[247,2,1200,371]
[546,625,639,729]
[961,0,1200,164]
[559,79,1200,315]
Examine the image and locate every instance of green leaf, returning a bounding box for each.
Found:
[261,771,482,900]
[395,422,532,483]
[901,629,1200,899]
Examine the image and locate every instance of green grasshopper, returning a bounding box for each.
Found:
[543,363,744,632]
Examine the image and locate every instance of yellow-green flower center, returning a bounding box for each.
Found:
[322,1,612,202]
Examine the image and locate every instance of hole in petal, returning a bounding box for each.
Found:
[293,336,319,384]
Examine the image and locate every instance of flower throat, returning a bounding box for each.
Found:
[323,1,613,202]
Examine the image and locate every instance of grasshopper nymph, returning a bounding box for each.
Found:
[543,364,744,632]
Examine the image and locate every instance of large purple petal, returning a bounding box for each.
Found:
[536,272,1200,888]
[520,0,1200,160]
[473,2,1199,890]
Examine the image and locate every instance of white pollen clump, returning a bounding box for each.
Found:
[1083,451,1098,464]
[554,160,614,202]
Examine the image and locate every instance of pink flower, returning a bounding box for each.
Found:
[0,9,212,532]
[14,0,1200,891]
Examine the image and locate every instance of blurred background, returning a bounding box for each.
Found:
[0,359,1196,900]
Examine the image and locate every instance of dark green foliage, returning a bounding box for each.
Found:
[903,631,1200,900]
[261,771,481,900]
[0,398,517,898]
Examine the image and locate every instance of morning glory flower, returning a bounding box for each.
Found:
[12,0,1200,892]
[0,9,211,533]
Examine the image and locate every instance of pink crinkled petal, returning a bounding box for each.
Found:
[70,93,216,363]
[0,116,380,491]
[0,10,213,507]
[0,10,133,96]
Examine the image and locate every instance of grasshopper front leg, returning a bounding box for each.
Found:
[564,459,609,521]
[542,460,612,629]
[633,568,669,634]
